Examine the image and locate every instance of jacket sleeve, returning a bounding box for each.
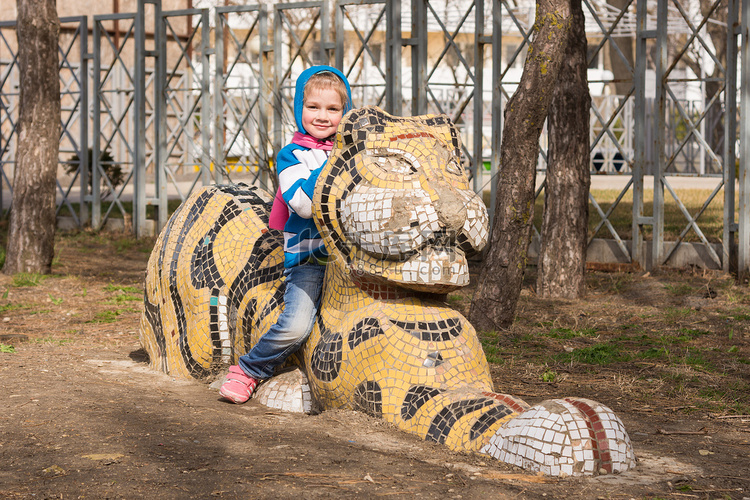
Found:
[276,146,326,219]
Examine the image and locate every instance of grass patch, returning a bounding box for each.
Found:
[30,337,74,346]
[90,310,123,323]
[0,302,26,313]
[663,283,694,296]
[447,294,464,306]
[663,307,694,324]
[104,284,142,304]
[639,346,670,360]
[89,308,137,323]
[543,327,598,339]
[674,328,711,341]
[106,294,141,304]
[11,273,48,287]
[478,331,504,365]
[104,284,141,294]
[0,344,15,353]
[556,342,630,365]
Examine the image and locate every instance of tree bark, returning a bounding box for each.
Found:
[3,0,60,275]
[537,0,591,299]
[469,0,572,332]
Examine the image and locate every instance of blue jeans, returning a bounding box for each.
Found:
[238,263,326,380]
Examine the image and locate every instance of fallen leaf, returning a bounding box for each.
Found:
[82,453,124,461]
[42,465,66,476]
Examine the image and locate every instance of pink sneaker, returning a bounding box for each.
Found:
[219,365,258,404]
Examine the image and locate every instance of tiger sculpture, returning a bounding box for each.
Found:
[139,106,636,477]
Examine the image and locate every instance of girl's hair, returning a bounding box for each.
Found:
[304,71,348,108]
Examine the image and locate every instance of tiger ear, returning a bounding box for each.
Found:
[338,111,358,147]
[339,107,376,147]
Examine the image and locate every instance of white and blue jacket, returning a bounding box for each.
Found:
[277,66,352,268]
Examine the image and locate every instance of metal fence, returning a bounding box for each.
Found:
[1,0,749,276]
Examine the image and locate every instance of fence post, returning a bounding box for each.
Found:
[78,17,90,228]
[632,0,650,269]
[652,0,669,268]
[155,1,168,231]
[473,0,485,195]
[489,0,502,226]
[272,4,283,169]
[319,0,331,65]
[411,0,427,116]
[197,9,213,188]
[91,19,102,230]
[739,0,750,280]
[724,0,740,274]
[134,0,148,238]
[386,0,402,115]
[259,5,271,189]
[214,8,225,190]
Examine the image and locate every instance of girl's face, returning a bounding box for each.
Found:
[301,87,344,140]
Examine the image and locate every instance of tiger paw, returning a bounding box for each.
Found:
[480,398,636,476]
[254,368,316,414]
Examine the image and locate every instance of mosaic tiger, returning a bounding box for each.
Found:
[139,106,636,476]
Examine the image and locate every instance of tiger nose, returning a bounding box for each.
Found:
[433,185,467,234]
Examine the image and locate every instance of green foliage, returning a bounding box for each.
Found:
[640,346,669,359]
[544,327,598,339]
[104,284,141,294]
[675,328,710,341]
[0,344,15,353]
[104,283,141,305]
[556,343,629,365]
[540,368,557,383]
[106,293,141,304]
[0,302,24,313]
[478,331,504,365]
[663,307,693,324]
[11,273,47,287]
[90,310,122,323]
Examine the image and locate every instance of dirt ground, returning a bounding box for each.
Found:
[1,230,750,499]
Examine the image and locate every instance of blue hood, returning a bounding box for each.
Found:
[294,65,352,134]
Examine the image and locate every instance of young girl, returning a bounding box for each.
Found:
[219,66,352,403]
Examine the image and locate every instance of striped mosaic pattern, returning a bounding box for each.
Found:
[254,368,314,414]
[481,398,636,476]
[139,106,635,476]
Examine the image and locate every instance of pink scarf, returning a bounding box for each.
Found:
[290,131,334,151]
[268,133,333,230]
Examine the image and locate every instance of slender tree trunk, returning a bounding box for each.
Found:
[3,0,60,275]
[537,0,591,299]
[469,0,572,332]
[607,0,635,96]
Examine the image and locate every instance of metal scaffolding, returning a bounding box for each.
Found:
[0,0,748,275]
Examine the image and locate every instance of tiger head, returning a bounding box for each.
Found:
[313,106,489,294]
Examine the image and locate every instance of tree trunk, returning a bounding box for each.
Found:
[3,0,60,275]
[468,0,572,332]
[607,0,635,96]
[537,0,591,299]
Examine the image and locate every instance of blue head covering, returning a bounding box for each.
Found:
[293,65,353,134]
